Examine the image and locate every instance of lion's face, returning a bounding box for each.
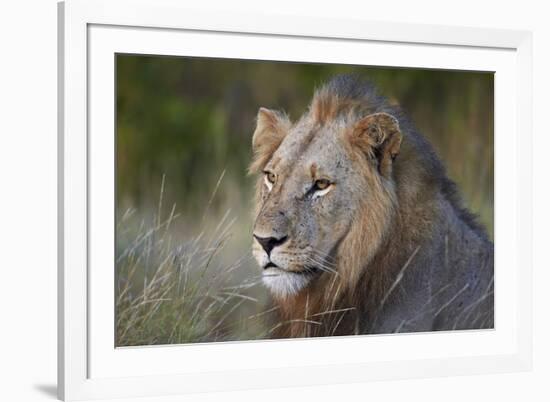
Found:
[250,106,402,298]
[252,121,362,297]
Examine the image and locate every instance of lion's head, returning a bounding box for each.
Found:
[249,77,404,299]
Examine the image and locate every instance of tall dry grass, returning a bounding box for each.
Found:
[115,180,271,346]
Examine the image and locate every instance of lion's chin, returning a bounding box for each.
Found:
[262,268,312,298]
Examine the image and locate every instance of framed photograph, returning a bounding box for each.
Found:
[58,0,533,400]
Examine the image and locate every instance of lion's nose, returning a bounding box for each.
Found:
[253,234,288,256]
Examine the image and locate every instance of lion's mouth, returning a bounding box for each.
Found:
[261,262,322,297]
[263,262,320,276]
[263,262,279,269]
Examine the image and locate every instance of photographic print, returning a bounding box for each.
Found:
[115,55,494,346]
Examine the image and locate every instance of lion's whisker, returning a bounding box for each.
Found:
[306,252,337,268]
[304,256,338,275]
[310,250,337,265]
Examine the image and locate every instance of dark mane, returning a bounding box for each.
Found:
[314,74,489,240]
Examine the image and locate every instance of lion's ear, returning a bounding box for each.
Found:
[350,112,402,177]
[249,107,290,174]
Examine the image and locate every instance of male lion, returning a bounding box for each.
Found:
[249,75,494,337]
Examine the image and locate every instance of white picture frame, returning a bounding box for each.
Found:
[58,0,533,400]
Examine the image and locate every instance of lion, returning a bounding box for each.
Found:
[249,75,494,338]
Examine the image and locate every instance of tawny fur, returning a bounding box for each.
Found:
[250,75,494,338]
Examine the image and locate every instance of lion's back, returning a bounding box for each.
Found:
[363,198,494,334]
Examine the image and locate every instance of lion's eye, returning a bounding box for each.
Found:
[313,179,331,191]
[266,172,276,184]
[264,171,276,191]
[310,179,333,199]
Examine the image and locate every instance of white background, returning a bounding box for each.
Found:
[0,0,547,401]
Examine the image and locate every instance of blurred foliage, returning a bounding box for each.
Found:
[116,55,493,236]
